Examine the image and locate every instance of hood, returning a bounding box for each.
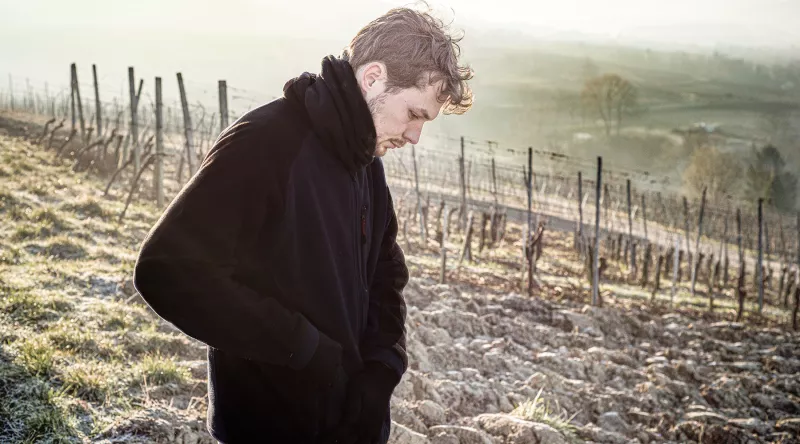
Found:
[283,55,377,173]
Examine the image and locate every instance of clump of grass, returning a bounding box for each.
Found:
[0,362,79,443]
[510,388,579,441]
[15,338,56,378]
[0,190,18,211]
[0,190,30,220]
[102,312,131,331]
[30,208,64,226]
[12,223,56,241]
[46,320,95,353]
[11,208,68,241]
[0,290,71,324]
[134,353,190,386]
[42,237,87,260]
[61,365,110,403]
[0,245,23,264]
[61,198,109,220]
[26,181,51,197]
[123,328,190,359]
[47,322,122,361]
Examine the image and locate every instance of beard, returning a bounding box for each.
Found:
[367,93,400,158]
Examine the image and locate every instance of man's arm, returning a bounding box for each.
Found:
[133,121,341,378]
[360,190,409,384]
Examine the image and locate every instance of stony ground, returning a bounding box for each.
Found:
[1,112,798,443]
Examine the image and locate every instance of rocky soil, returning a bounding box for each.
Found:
[386,278,800,444]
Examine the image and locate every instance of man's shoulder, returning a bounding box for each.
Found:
[208,97,311,167]
[226,97,309,140]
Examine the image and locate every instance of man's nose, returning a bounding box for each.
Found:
[404,124,423,145]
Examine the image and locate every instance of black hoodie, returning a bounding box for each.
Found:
[133,56,409,443]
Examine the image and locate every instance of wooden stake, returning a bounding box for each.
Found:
[626,179,636,277]
[758,198,764,313]
[459,211,474,264]
[90,65,104,138]
[690,187,707,296]
[593,156,602,306]
[458,136,467,231]
[155,77,164,208]
[177,72,196,180]
[524,147,533,253]
[671,236,679,307]
[71,63,86,140]
[653,253,663,303]
[218,80,229,133]
[641,193,648,241]
[683,196,691,260]
[412,145,426,244]
[440,205,450,284]
[577,171,583,250]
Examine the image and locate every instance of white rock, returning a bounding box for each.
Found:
[417,400,447,426]
[429,433,459,444]
[428,425,494,444]
[389,421,431,444]
[475,413,569,444]
[597,411,630,435]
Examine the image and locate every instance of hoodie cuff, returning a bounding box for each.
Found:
[363,347,405,386]
[285,315,319,370]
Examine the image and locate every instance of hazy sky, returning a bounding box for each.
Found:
[1,0,798,132]
[2,0,799,48]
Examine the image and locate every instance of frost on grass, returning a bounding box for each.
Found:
[0,132,208,442]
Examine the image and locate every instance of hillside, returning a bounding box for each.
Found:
[1,113,799,443]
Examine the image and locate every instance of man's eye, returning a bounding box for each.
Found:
[408,111,417,120]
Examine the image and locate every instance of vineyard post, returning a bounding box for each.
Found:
[627,179,636,278]
[218,80,229,133]
[758,198,764,313]
[177,72,196,179]
[491,157,498,208]
[642,193,648,241]
[779,216,787,305]
[683,196,691,270]
[459,136,467,231]
[525,148,533,249]
[69,68,76,131]
[765,217,772,290]
[440,205,449,284]
[8,74,13,111]
[71,63,86,140]
[671,235,679,307]
[155,77,164,208]
[412,145,426,244]
[128,67,140,175]
[593,156,602,306]
[690,187,707,296]
[722,206,730,283]
[577,171,583,252]
[92,64,103,137]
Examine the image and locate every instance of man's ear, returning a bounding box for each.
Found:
[358,62,387,95]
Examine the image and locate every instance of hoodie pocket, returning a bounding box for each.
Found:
[318,364,349,433]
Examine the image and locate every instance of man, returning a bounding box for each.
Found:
[133,6,472,444]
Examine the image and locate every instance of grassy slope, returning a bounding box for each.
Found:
[0,130,210,443]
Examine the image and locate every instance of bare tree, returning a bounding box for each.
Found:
[581,74,638,136]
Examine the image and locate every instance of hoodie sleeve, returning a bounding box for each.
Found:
[360,190,410,384]
[133,120,338,373]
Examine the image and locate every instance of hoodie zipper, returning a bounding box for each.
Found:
[353,170,369,337]
[354,171,368,291]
